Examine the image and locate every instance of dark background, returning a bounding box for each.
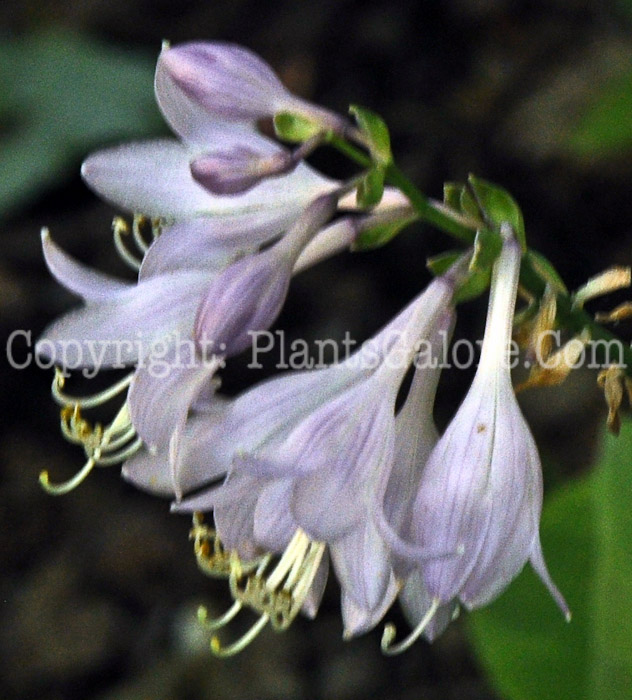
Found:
[2,1,632,699]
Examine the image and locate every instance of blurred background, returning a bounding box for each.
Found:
[2,1,632,699]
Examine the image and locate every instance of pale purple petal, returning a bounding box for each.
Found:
[156,42,292,127]
[411,383,497,602]
[289,391,396,540]
[341,575,398,640]
[36,270,210,367]
[399,571,458,642]
[81,139,217,218]
[121,408,230,497]
[139,220,246,280]
[81,137,337,224]
[529,537,571,620]
[41,230,131,302]
[127,343,220,455]
[253,480,296,551]
[329,520,392,611]
[195,246,294,356]
[459,385,542,608]
[195,195,336,356]
[292,218,358,274]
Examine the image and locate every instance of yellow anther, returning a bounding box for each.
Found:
[573,266,631,310]
[43,370,140,494]
[516,328,591,393]
[197,527,326,655]
[597,365,630,435]
[595,301,632,324]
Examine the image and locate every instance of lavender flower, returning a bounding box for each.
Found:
[194,194,338,357]
[156,41,347,131]
[166,270,460,650]
[380,231,570,654]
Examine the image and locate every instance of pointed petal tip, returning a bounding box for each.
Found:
[530,538,571,621]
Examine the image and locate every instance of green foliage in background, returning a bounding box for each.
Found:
[0,28,163,219]
[469,420,632,700]
[566,67,632,161]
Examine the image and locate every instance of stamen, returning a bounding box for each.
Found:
[200,528,325,655]
[190,513,265,578]
[52,368,133,409]
[42,375,140,494]
[112,214,164,271]
[210,614,270,657]
[113,216,141,270]
[198,601,242,631]
[39,457,97,495]
[228,529,325,631]
[132,214,151,254]
[381,598,441,655]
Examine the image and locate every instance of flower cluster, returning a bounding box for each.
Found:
[37,41,570,655]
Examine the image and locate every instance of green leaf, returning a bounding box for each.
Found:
[470,228,502,272]
[525,250,569,295]
[0,28,163,219]
[355,166,385,209]
[468,420,632,700]
[349,104,392,166]
[427,250,462,276]
[353,212,416,251]
[443,182,463,211]
[565,68,632,160]
[273,112,322,143]
[453,265,492,304]
[467,174,527,250]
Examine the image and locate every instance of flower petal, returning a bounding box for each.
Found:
[82,137,337,229]
[329,519,393,611]
[122,400,232,497]
[139,220,246,280]
[42,229,131,301]
[341,574,398,640]
[128,342,220,455]
[253,479,296,551]
[155,42,291,131]
[36,270,210,367]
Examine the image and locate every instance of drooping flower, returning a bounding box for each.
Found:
[380,230,570,654]
[164,267,463,650]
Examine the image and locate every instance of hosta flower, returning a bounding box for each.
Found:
[156,40,347,131]
[380,231,570,654]
[194,194,338,357]
[376,311,460,643]
[164,268,462,651]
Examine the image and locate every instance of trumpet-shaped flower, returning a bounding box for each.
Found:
[380,232,569,654]
[194,194,338,356]
[169,269,461,645]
